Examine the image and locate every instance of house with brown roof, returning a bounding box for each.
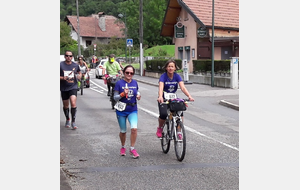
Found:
[161,0,239,73]
[65,12,125,49]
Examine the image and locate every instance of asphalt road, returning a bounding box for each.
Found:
[60,70,239,190]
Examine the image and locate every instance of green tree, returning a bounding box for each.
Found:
[60,21,78,54]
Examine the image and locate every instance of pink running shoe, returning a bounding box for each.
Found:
[177,132,183,140]
[129,149,139,159]
[120,147,126,156]
[156,127,163,138]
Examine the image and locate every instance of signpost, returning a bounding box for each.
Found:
[126,39,133,47]
[197,27,207,38]
[127,39,133,64]
[174,22,185,38]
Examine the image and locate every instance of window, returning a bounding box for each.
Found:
[185,46,190,62]
[86,40,92,47]
[178,47,183,59]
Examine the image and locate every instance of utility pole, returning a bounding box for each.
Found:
[139,0,143,76]
[211,0,214,87]
[76,0,81,57]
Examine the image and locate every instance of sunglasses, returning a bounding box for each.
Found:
[65,55,73,57]
[125,72,134,75]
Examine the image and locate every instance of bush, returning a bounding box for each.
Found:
[192,60,230,73]
[145,59,183,72]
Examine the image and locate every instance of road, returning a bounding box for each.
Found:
[60,69,239,189]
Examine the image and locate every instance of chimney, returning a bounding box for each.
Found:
[98,12,106,31]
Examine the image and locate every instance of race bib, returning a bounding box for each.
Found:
[164,92,177,99]
[114,101,126,111]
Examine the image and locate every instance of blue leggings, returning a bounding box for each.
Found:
[116,111,138,133]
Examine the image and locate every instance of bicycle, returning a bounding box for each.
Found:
[160,97,190,161]
[78,70,90,95]
[106,74,122,109]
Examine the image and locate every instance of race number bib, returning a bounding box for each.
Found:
[164,92,177,99]
[114,101,126,111]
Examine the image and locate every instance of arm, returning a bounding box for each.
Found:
[157,82,164,103]
[119,62,124,69]
[178,81,194,101]
[84,61,89,71]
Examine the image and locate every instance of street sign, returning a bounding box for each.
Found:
[126,39,133,47]
[197,27,207,38]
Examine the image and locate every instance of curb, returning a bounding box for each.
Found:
[134,79,158,87]
[60,168,72,190]
[219,100,239,111]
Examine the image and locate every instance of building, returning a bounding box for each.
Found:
[65,12,125,49]
[160,0,239,73]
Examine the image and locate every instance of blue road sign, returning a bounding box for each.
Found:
[126,39,133,47]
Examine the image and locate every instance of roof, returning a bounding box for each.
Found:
[161,0,239,36]
[66,15,125,38]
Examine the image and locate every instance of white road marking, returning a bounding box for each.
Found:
[138,107,239,151]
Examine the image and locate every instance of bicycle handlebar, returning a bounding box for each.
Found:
[161,99,192,104]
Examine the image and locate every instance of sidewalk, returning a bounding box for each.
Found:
[132,75,239,111]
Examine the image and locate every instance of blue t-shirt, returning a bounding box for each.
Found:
[114,79,139,113]
[60,61,81,91]
[159,72,182,97]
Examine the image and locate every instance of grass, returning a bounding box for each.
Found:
[123,63,144,69]
[144,45,175,57]
[122,45,175,69]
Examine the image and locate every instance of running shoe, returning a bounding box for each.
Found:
[129,149,139,159]
[156,127,163,138]
[71,122,78,129]
[177,132,183,140]
[65,119,71,128]
[120,147,126,156]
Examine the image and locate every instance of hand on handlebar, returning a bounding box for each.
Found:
[157,97,164,104]
[188,96,195,102]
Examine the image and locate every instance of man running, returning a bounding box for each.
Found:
[60,50,82,129]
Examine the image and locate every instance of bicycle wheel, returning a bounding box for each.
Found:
[174,121,186,161]
[161,120,171,153]
[80,79,83,95]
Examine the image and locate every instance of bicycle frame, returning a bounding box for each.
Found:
[160,98,189,161]
[166,110,183,141]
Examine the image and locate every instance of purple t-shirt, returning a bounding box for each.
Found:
[60,61,81,91]
[114,79,139,112]
[159,72,182,96]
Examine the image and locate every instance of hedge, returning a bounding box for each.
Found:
[145,59,182,72]
[192,59,230,73]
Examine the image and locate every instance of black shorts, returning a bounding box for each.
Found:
[61,89,77,100]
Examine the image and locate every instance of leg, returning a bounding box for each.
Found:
[127,111,139,158]
[107,83,111,96]
[69,90,78,129]
[61,91,71,128]
[156,102,168,138]
[116,114,127,156]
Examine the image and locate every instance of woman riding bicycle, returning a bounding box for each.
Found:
[77,56,89,89]
[156,59,194,138]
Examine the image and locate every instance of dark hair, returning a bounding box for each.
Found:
[162,59,180,72]
[65,50,73,55]
[109,54,115,58]
[123,65,135,74]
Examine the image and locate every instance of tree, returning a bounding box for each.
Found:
[60,21,78,54]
